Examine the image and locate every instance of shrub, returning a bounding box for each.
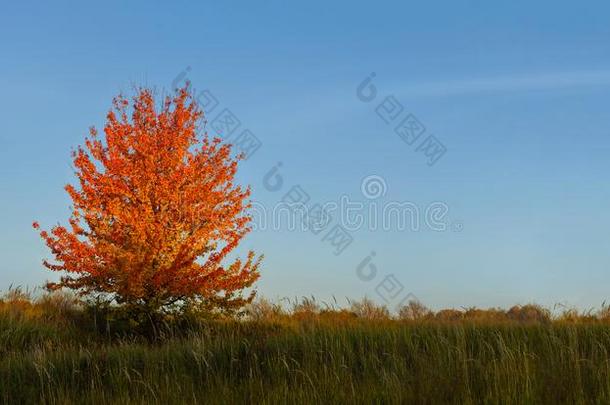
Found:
[507,304,551,323]
[349,297,390,320]
[398,299,433,321]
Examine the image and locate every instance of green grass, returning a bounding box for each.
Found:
[3,311,610,404]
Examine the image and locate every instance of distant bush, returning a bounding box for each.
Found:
[506,304,551,324]
[435,309,464,322]
[398,299,433,321]
[462,307,507,322]
[349,297,390,320]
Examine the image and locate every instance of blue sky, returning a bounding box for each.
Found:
[1,1,609,311]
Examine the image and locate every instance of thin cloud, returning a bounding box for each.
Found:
[396,70,610,98]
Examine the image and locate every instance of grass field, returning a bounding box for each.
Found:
[2,292,610,404]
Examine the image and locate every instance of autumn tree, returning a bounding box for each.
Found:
[33,86,261,318]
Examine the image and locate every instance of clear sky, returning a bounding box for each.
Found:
[1,1,609,311]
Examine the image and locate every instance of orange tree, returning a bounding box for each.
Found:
[33,86,261,318]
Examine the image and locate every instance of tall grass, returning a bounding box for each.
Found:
[2,291,610,404]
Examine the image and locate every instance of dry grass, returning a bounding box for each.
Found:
[3,290,610,404]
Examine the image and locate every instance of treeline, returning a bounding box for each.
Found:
[2,287,607,335]
[247,296,610,324]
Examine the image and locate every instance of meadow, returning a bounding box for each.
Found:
[2,290,610,404]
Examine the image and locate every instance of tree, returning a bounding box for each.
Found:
[397,299,432,321]
[33,86,261,317]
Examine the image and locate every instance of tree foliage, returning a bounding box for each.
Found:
[34,86,261,315]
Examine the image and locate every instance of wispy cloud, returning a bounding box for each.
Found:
[396,70,610,98]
